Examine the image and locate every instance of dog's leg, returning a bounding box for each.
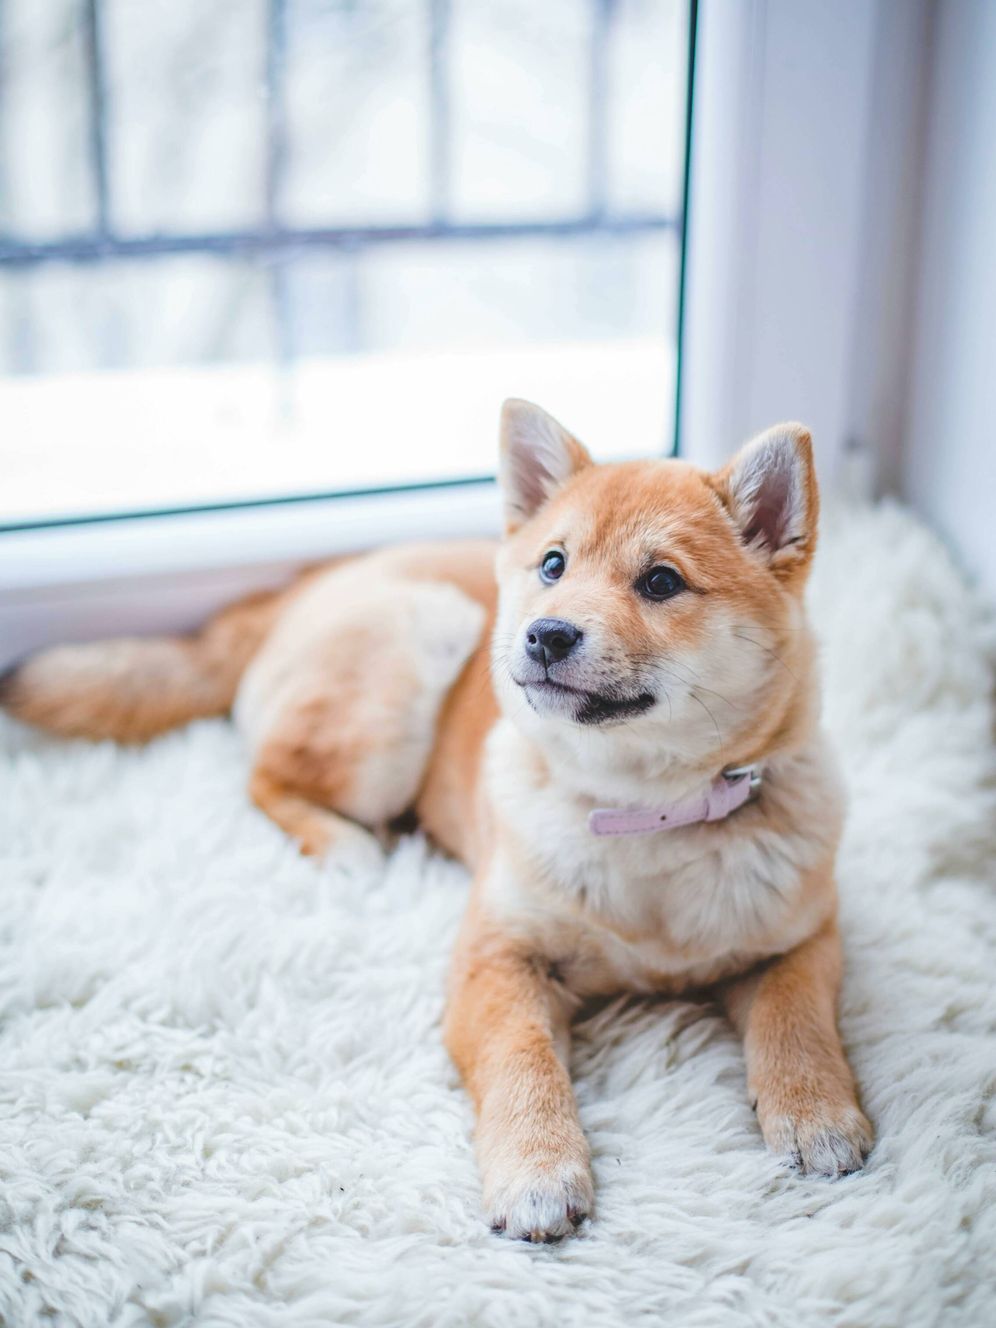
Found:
[249,768,383,865]
[445,907,592,1241]
[238,575,485,863]
[721,917,872,1176]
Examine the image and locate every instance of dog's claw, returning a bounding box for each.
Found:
[486,1166,594,1243]
[762,1101,874,1179]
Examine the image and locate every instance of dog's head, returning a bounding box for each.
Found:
[492,399,820,765]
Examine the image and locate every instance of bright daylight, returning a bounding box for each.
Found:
[1,3,994,1327]
[1,0,685,523]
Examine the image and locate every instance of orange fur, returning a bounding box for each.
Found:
[444,897,591,1241]
[0,589,284,742]
[2,405,870,1238]
[721,911,872,1175]
[248,767,361,860]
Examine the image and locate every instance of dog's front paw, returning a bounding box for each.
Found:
[758,1095,873,1178]
[485,1156,594,1242]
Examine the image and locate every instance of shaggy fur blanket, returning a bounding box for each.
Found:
[1,501,994,1327]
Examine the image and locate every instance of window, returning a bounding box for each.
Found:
[0,0,692,529]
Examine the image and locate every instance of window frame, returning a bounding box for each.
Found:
[2,0,922,669]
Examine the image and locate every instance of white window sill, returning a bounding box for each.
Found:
[0,482,502,669]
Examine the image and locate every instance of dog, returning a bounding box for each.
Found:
[1,399,872,1240]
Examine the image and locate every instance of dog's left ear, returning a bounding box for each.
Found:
[711,423,819,577]
[499,399,592,533]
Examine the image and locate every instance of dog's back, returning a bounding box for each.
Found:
[1,539,498,861]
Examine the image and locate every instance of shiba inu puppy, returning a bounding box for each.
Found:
[1,400,872,1241]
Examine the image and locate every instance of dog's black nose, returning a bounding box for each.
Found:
[524,618,583,666]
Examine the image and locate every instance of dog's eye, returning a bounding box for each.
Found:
[539,550,566,583]
[637,565,685,601]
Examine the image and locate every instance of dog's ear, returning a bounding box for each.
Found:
[499,399,592,533]
[711,423,819,577]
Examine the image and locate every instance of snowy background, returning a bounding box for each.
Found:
[0,0,688,520]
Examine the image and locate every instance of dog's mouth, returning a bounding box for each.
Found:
[516,677,656,726]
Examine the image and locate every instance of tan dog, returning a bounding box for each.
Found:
[1,401,872,1240]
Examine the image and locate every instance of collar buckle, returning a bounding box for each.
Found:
[722,764,763,803]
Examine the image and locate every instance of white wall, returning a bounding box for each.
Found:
[683,0,996,602]
[681,0,890,488]
[902,0,996,599]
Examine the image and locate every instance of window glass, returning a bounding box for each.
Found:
[0,0,692,527]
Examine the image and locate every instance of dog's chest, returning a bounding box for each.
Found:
[538,800,787,964]
[487,738,836,995]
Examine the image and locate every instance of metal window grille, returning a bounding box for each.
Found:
[0,0,683,364]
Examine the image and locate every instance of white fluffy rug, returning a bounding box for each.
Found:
[2,502,995,1328]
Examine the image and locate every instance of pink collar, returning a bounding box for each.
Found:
[588,766,763,837]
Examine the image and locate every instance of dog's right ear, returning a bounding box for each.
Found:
[498,399,592,534]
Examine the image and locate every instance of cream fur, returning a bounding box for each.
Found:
[235,566,486,826]
[1,500,994,1326]
[483,722,841,993]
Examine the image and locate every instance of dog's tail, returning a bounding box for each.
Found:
[0,588,284,742]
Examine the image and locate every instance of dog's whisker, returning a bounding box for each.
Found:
[732,631,798,680]
[688,689,724,759]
